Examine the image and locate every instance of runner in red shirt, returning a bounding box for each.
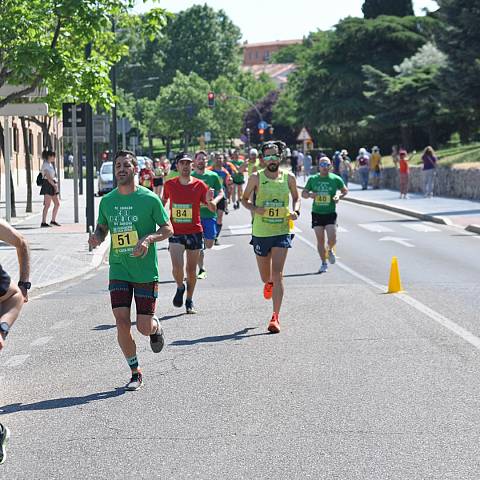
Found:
[163,153,213,313]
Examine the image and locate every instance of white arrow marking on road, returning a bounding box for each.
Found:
[359,223,394,233]
[379,236,415,248]
[212,244,234,251]
[402,223,440,233]
[3,354,30,367]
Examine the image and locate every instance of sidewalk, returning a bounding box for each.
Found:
[296,175,480,234]
[0,179,108,291]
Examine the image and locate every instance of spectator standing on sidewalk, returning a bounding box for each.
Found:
[355,147,370,190]
[392,145,400,168]
[398,149,412,199]
[339,150,353,186]
[303,151,313,178]
[370,146,382,189]
[40,150,61,227]
[422,146,438,198]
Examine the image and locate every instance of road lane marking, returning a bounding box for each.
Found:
[379,236,415,248]
[212,244,234,251]
[51,319,73,330]
[402,223,440,233]
[337,226,348,233]
[359,223,394,233]
[4,354,30,367]
[228,228,251,236]
[296,233,480,352]
[30,336,53,347]
[229,224,252,230]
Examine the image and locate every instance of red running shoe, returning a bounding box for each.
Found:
[267,313,280,334]
[263,282,273,300]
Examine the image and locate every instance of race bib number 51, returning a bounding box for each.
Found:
[112,230,139,250]
[172,203,193,223]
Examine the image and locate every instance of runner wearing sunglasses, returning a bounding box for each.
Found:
[302,156,348,273]
[242,141,300,333]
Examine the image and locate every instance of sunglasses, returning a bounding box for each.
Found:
[319,162,330,168]
[264,155,280,161]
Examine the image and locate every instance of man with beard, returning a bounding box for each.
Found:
[89,150,173,391]
[192,150,224,279]
[242,141,300,334]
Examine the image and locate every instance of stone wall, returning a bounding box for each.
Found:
[366,166,480,201]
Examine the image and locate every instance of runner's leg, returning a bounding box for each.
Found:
[185,249,201,300]
[314,226,327,262]
[325,224,337,251]
[255,252,272,284]
[112,307,136,361]
[271,247,288,314]
[169,243,186,288]
[0,285,24,327]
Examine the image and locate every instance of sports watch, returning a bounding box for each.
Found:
[0,322,10,339]
[18,281,31,290]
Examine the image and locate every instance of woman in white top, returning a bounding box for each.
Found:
[39,150,61,227]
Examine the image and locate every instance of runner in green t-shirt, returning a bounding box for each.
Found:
[89,150,173,391]
[302,156,348,273]
[230,150,246,209]
[192,150,224,279]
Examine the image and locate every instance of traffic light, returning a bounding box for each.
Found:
[208,92,215,108]
[62,103,86,128]
[258,128,265,135]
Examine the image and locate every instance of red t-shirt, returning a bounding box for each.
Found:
[139,168,154,190]
[399,158,409,174]
[163,177,208,235]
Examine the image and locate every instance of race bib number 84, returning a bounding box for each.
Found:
[172,203,193,223]
[112,230,139,250]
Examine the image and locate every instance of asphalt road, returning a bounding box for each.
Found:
[1,194,480,479]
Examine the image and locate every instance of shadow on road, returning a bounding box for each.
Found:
[170,327,269,346]
[0,388,126,414]
[284,272,318,278]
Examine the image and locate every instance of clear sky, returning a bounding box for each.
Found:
[133,0,439,43]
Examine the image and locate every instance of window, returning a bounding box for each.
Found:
[264,50,270,61]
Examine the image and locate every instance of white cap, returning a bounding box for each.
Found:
[249,148,258,156]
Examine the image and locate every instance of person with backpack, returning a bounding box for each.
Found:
[422,146,438,198]
[39,150,61,227]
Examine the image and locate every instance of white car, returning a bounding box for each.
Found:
[97,161,113,195]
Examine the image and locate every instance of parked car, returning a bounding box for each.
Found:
[97,161,113,195]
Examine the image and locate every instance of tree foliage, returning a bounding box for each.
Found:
[362,0,414,19]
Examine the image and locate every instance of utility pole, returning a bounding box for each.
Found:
[85,43,95,232]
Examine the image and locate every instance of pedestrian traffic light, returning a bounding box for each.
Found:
[208,92,215,108]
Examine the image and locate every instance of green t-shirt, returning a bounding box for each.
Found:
[192,170,222,219]
[97,186,170,282]
[304,173,345,214]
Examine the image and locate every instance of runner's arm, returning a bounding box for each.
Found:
[301,179,316,200]
[288,173,301,219]
[89,223,109,249]
[241,173,261,213]
[133,222,174,258]
[0,220,30,286]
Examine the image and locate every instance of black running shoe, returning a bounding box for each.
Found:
[173,284,186,308]
[126,371,143,391]
[0,423,10,465]
[150,317,165,353]
[185,299,197,314]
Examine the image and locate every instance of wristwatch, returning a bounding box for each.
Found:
[0,322,9,339]
[295,210,301,217]
[18,281,32,290]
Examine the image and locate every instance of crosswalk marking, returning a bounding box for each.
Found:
[358,223,394,233]
[4,354,30,367]
[401,223,440,233]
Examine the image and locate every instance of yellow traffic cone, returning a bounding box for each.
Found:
[387,256,403,293]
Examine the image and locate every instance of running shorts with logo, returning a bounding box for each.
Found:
[250,169,293,256]
[163,176,208,251]
[0,264,11,297]
[109,280,158,315]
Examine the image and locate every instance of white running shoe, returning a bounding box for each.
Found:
[318,263,328,274]
[328,249,336,264]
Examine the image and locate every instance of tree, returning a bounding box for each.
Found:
[161,5,242,84]
[436,0,480,142]
[362,0,414,19]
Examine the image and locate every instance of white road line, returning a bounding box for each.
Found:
[337,226,349,233]
[51,319,73,330]
[228,228,251,236]
[402,223,440,233]
[229,224,252,230]
[4,354,30,367]
[30,336,53,347]
[296,233,480,352]
[358,223,394,233]
[212,244,234,251]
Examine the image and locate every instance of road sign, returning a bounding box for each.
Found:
[117,117,131,134]
[257,120,268,130]
[297,127,312,142]
[63,103,86,128]
[0,103,48,116]
[0,85,48,98]
[204,131,211,142]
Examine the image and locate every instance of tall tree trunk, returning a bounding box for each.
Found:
[0,121,17,217]
[148,134,153,158]
[20,117,33,212]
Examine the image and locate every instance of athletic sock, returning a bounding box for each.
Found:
[126,355,139,371]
